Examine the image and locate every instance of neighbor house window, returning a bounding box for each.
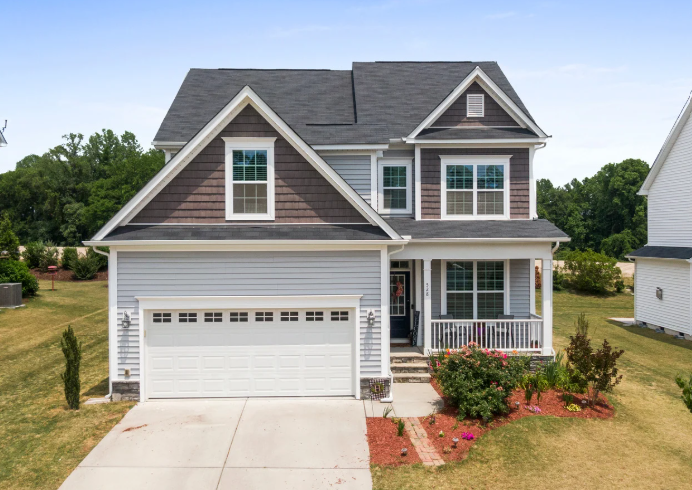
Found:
[466,94,484,117]
[444,260,506,319]
[378,160,412,214]
[223,137,276,220]
[441,156,510,219]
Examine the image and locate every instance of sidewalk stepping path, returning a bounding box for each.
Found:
[403,417,445,466]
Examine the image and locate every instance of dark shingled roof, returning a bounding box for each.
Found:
[415,127,538,140]
[154,62,536,145]
[385,218,568,240]
[627,246,692,260]
[103,224,392,241]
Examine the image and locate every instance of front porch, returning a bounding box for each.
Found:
[388,241,555,358]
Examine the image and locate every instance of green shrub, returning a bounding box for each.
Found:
[614,279,625,293]
[543,351,569,389]
[72,255,99,280]
[86,246,109,271]
[552,268,565,291]
[0,259,39,296]
[675,374,692,414]
[436,345,529,421]
[61,247,79,271]
[0,214,20,260]
[22,241,46,269]
[562,249,622,294]
[39,242,59,272]
[396,419,405,437]
[60,326,82,410]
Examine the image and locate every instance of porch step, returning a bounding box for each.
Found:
[391,362,430,374]
[393,372,431,383]
[390,352,427,364]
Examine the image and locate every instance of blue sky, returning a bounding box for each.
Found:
[1,0,691,184]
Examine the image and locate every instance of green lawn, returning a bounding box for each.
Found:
[0,280,134,490]
[373,290,692,489]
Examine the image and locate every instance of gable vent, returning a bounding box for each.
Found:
[467,94,485,117]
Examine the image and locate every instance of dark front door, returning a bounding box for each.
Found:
[390,271,411,339]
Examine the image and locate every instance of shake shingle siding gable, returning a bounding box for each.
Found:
[431,82,520,128]
[133,105,367,224]
[420,148,530,219]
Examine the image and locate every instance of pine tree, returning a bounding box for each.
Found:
[60,326,82,409]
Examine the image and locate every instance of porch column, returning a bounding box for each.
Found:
[542,257,553,356]
[423,259,432,354]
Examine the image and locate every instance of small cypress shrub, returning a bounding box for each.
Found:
[60,326,82,410]
[72,255,99,280]
[61,247,79,271]
[86,246,109,271]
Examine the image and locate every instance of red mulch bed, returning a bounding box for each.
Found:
[366,418,422,466]
[375,376,615,464]
[31,268,108,282]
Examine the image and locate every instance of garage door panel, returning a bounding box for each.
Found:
[146,308,354,398]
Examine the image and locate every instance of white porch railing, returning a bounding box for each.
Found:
[430,315,544,353]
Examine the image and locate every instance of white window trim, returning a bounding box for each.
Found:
[441,259,510,319]
[440,155,511,221]
[378,158,413,215]
[467,93,485,117]
[223,137,276,221]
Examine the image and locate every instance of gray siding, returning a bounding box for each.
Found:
[323,155,372,204]
[431,259,442,319]
[116,250,382,379]
[510,259,531,318]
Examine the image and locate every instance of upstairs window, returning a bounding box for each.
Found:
[466,94,484,117]
[441,156,510,220]
[224,138,276,220]
[378,160,412,214]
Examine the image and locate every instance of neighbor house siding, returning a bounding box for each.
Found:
[431,82,519,128]
[323,155,372,204]
[509,259,531,318]
[647,115,692,246]
[115,250,382,379]
[132,105,367,224]
[635,258,691,335]
[420,148,530,219]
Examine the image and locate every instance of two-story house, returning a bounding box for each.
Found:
[85,62,569,401]
[629,93,692,341]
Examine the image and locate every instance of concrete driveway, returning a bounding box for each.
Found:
[59,398,371,490]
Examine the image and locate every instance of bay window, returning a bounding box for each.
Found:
[224,137,276,220]
[443,260,507,319]
[441,156,510,219]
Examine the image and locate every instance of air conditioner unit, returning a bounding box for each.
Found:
[0,283,23,308]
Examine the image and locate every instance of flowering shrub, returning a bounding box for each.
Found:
[566,403,582,412]
[461,432,475,440]
[524,405,542,413]
[436,343,529,421]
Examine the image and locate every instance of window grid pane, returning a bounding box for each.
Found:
[384,189,407,209]
[477,191,504,215]
[382,166,407,188]
[205,312,223,323]
[233,183,268,214]
[255,312,273,322]
[306,311,324,321]
[232,150,268,182]
[477,292,504,319]
[477,261,504,291]
[447,292,473,319]
[446,191,473,215]
[331,311,349,321]
[281,311,299,322]
[477,165,504,190]
[446,261,473,292]
[446,165,473,190]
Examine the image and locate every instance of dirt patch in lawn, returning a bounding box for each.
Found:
[367,418,421,466]
[31,268,108,281]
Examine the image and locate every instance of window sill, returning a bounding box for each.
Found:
[441,215,510,221]
[225,214,275,221]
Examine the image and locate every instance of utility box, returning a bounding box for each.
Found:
[0,283,23,308]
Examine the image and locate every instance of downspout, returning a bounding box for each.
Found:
[92,246,113,400]
[379,241,409,403]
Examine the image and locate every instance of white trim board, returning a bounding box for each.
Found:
[406,66,548,140]
[91,86,401,241]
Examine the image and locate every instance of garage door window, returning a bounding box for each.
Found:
[306,311,324,321]
[178,312,197,323]
[153,312,171,323]
[255,311,274,322]
[281,311,299,322]
[229,312,248,322]
[205,312,223,323]
[331,311,349,321]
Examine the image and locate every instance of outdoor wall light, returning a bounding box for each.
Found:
[122,311,131,329]
[452,437,459,448]
[367,310,375,327]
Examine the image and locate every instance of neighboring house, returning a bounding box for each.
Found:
[0,126,7,147]
[84,62,569,401]
[628,93,692,341]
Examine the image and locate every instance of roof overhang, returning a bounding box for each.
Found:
[0,131,7,147]
[404,137,548,145]
[408,237,570,243]
[92,86,402,241]
[639,93,692,195]
[406,66,548,140]
[84,239,407,247]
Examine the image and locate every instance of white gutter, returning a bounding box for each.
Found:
[91,246,113,400]
[84,239,409,247]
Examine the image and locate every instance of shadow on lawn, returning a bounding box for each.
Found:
[84,377,109,396]
[606,320,692,352]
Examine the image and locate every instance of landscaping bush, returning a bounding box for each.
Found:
[60,325,82,410]
[39,242,59,272]
[0,259,39,296]
[86,246,109,271]
[72,255,99,280]
[22,241,46,269]
[543,351,569,389]
[553,268,565,291]
[675,374,692,414]
[562,249,622,294]
[436,344,529,421]
[61,247,79,271]
[0,214,20,260]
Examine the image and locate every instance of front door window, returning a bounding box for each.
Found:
[390,273,406,316]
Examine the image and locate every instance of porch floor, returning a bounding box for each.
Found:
[390,346,424,354]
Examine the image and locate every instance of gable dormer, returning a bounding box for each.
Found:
[430,82,520,128]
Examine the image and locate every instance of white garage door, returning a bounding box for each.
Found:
[145,308,354,398]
